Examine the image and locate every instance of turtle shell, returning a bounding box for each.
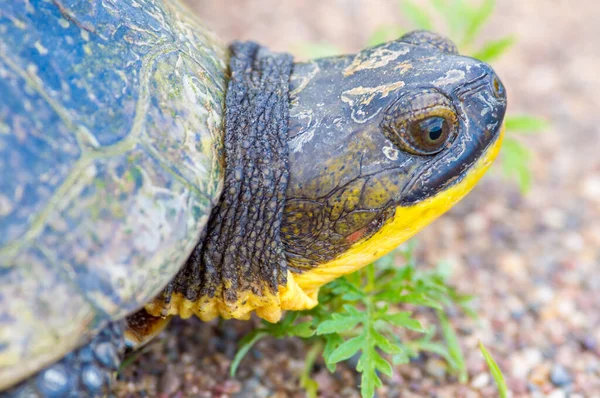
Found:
[0,0,226,389]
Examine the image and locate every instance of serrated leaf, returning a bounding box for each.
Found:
[323,334,344,373]
[381,312,425,332]
[360,371,378,398]
[331,279,366,301]
[374,354,394,377]
[479,342,509,398]
[317,313,362,335]
[328,335,363,363]
[342,304,365,317]
[230,330,269,377]
[437,311,467,383]
[471,36,516,62]
[505,115,549,133]
[372,329,404,354]
[401,0,433,30]
[286,321,315,338]
[397,292,444,309]
[357,346,383,398]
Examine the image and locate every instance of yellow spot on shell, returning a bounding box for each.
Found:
[58,18,70,29]
[34,41,48,56]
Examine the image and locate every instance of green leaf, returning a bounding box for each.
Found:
[323,334,344,372]
[437,311,467,382]
[374,354,394,377]
[286,321,316,338]
[381,312,425,332]
[500,137,533,193]
[356,348,384,398]
[505,115,549,133]
[328,335,364,363]
[397,292,444,309]
[230,330,269,377]
[317,313,362,335]
[372,329,404,354]
[471,36,516,62]
[400,0,433,30]
[462,0,495,46]
[330,279,366,301]
[479,342,509,398]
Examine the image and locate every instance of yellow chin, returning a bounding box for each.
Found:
[146,127,504,324]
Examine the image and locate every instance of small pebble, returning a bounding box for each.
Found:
[580,335,597,351]
[550,364,572,387]
[470,373,489,389]
[424,358,447,380]
[547,389,567,398]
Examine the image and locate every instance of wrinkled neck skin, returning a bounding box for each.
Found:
[146,42,300,323]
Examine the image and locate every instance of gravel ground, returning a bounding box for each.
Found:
[116,1,600,397]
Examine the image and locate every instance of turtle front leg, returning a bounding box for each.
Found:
[2,322,125,398]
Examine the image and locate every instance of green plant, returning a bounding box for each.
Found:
[231,243,476,397]
[479,341,509,397]
[298,0,548,193]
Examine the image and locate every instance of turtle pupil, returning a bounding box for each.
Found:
[429,126,443,141]
[419,117,445,142]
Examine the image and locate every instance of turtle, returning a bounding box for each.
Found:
[0,1,507,396]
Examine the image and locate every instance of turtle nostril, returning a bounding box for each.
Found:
[492,76,505,100]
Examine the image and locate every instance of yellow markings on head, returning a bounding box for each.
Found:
[146,127,503,324]
[343,46,410,77]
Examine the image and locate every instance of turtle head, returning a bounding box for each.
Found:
[281,31,507,301]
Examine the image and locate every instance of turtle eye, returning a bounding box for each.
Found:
[381,89,459,156]
[408,116,450,153]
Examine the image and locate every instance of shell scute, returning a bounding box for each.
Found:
[0,0,226,389]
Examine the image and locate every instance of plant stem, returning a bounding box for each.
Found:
[300,340,324,398]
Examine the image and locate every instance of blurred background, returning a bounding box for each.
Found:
[117,1,600,396]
